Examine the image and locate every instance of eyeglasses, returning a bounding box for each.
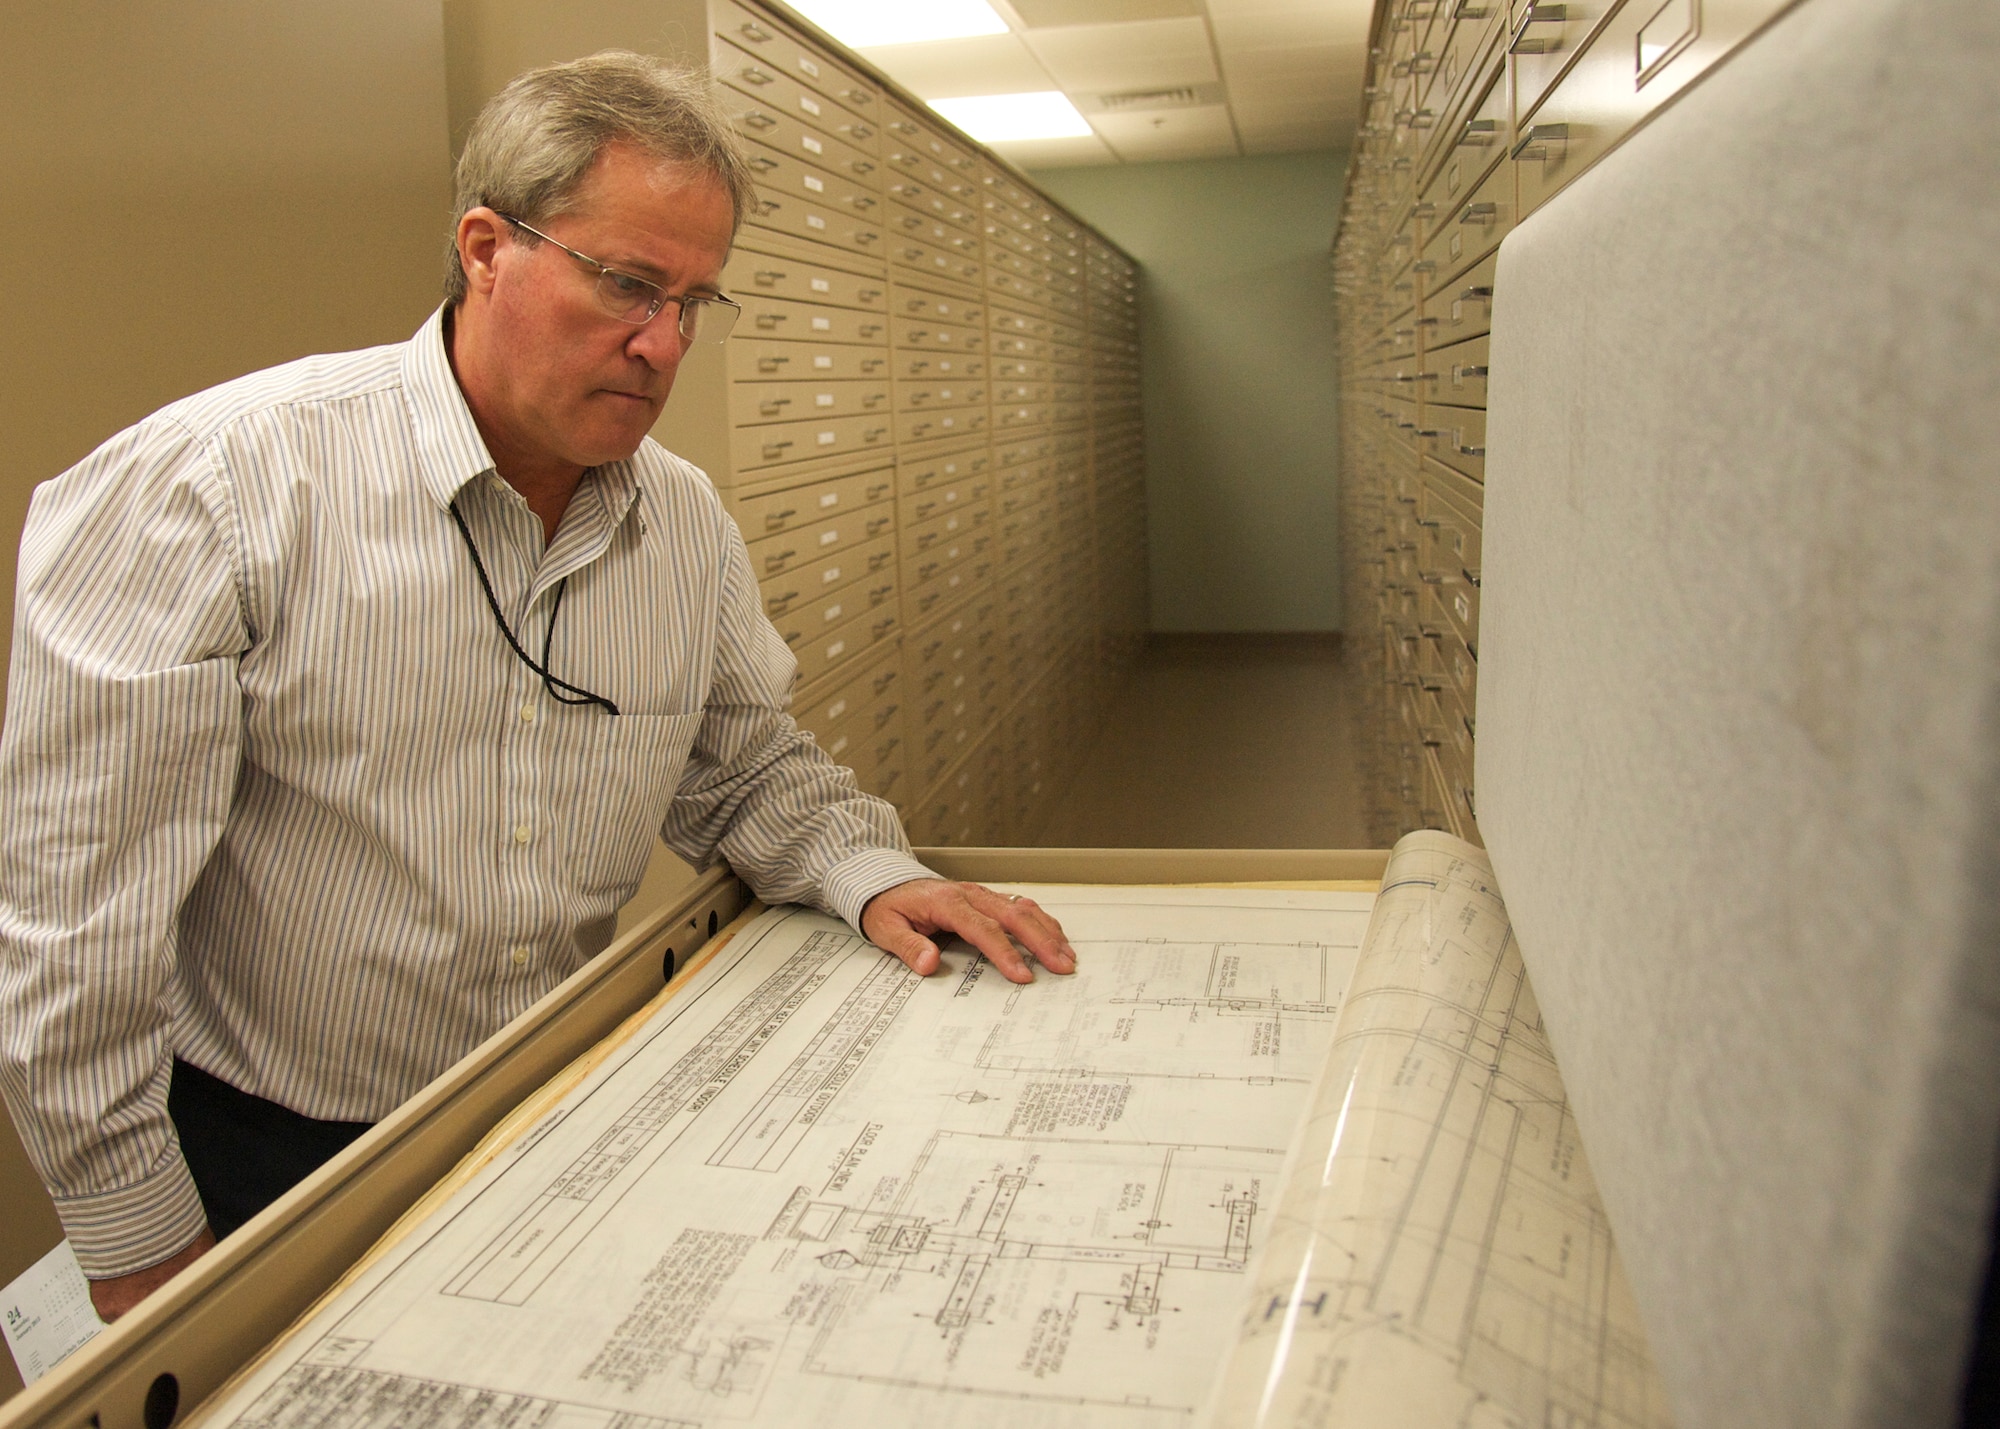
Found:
[498,214,741,344]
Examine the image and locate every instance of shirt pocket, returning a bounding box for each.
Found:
[554,711,704,903]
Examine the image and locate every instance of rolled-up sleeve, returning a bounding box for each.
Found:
[0,415,248,1277]
[659,507,934,930]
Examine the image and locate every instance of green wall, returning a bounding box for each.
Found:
[1029,151,1346,633]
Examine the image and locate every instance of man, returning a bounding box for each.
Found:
[0,52,1073,1323]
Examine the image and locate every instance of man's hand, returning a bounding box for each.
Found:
[88,1227,217,1323]
[861,879,1076,983]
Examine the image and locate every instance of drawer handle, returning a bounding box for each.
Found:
[867,483,890,500]
[1458,444,1487,457]
[859,288,882,301]
[1459,202,1499,225]
[767,591,798,614]
[764,550,796,572]
[1454,0,1493,15]
[759,398,792,416]
[756,356,791,371]
[865,429,888,443]
[1511,122,1569,160]
[846,88,873,106]
[853,196,877,211]
[738,20,772,41]
[742,65,775,85]
[753,268,786,285]
[764,508,798,529]
[741,110,776,130]
[1460,284,1494,300]
[853,160,876,175]
[756,312,788,328]
[1456,364,1490,378]
[855,232,878,244]
[762,440,794,457]
[746,156,778,173]
[860,324,883,337]
[852,123,873,139]
[1460,117,1500,147]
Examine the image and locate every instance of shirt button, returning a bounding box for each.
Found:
[511,946,530,967]
[519,703,536,723]
[514,824,532,844]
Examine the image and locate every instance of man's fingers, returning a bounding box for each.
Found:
[950,907,1037,984]
[871,910,942,976]
[990,892,1076,974]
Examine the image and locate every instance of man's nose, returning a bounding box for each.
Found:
[628,310,692,371]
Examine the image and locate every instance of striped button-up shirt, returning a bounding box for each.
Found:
[0,308,933,1277]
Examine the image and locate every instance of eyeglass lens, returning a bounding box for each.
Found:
[590,271,737,344]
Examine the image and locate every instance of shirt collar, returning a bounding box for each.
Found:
[400,305,642,527]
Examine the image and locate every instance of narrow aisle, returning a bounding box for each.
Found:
[1033,635,1368,849]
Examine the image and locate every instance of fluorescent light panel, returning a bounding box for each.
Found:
[930,91,1095,141]
[782,0,1008,48]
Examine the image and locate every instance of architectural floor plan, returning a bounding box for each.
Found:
[196,887,1377,1429]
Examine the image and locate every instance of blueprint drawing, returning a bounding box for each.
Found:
[1201,833,1674,1429]
[192,887,1377,1429]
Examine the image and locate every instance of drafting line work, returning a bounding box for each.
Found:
[198,887,1377,1429]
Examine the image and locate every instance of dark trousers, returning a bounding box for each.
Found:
[167,1058,373,1239]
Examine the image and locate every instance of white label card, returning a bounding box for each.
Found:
[1,1241,103,1386]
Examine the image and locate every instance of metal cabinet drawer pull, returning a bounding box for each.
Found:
[1459,202,1499,224]
[738,21,772,41]
[763,509,797,529]
[741,110,776,130]
[1461,285,1494,300]
[758,399,792,416]
[1458,444,1486,457]
[741,65,775,85]
[755,313,788,328]
[1460,117,1500,147]
[1512,122,1569,159]
[854,232,878,244]
[753,269,786,285]
[761,441,794,458]
[746,156,778,173]
[756,356,790,372]
[764,550,797,572]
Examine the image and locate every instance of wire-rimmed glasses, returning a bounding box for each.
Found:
[498,214,741,344]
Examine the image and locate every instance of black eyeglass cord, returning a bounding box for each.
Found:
[448,501,620,715]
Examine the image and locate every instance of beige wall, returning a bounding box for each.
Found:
[0,0,450,1399]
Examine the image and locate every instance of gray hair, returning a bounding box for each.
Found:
[445,51,758,305]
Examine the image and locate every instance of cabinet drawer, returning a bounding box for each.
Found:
[903,502,989,558]
[725,101,880,186]
[905,553,994,627]
[758,532,897,617]
[988,273,1047,308]
[1417,457,1484,583]
[769,567,900,653]
[989,307,1053,341]
[715,0,881,122]
[990,334,1050,362]
[745,500,896,576]
[903,474,991,524]
[731,411,894,472]
[897,408,988,445]
[1420,248,1498,342]
[884,111,981,183]
[886,181,980,235]
[725,246,886,313]
[890,287,985,328]
[1418,403,1486,482]
[728,338,888,381]
[1417,66,1507,238]
[897,442,990,497]
[796,646,903,734]
[730,377,889,426]
[1418,152,1514,287]
[891,350,985,381]
[1509,0,1627,121]
[1423,332,1490,408]
[891,316,984,353]
[889,233,984,288]
[995,402,1052,430]
[993,358,1050,382]
[893,381,986,416]
[732,468,894,538]
[741,293,888,345]
[792,604,899,689]
[716,38,876,150]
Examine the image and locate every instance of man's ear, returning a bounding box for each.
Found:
[456,208,507,299]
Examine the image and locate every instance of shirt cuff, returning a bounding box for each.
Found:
[821,848,942,935]
[55,1144,211,1279]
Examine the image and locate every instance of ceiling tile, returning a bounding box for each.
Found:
[1208,5,1369,49]
[1004,0,1204,25]
[986,132,1121,166]
[1020,17,1219,92]
[1091,102,1239,159]
[855,33,1055,98]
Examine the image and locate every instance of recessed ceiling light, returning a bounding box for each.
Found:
[784,0,1009,48]
[929,92,1096,142]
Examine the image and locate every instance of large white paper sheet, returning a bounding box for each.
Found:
[194,886,1377,1429]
